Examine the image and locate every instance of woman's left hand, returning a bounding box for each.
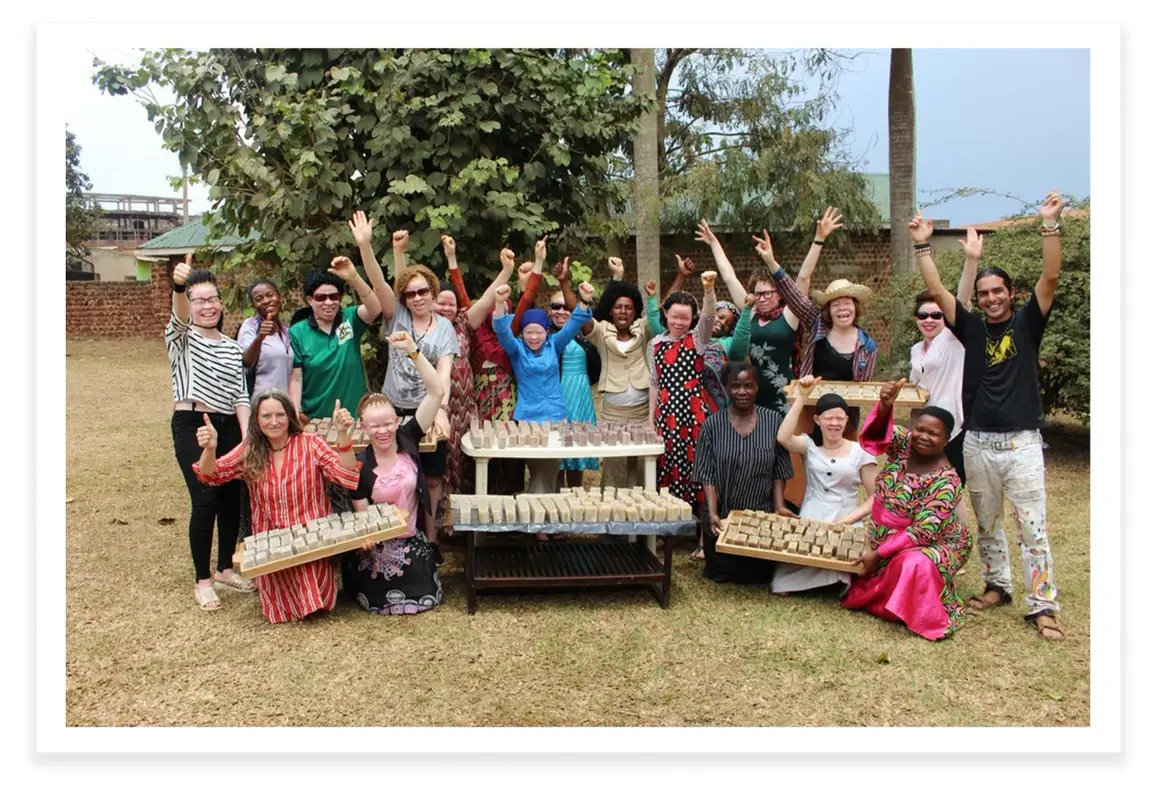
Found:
[434,407,450,438]
[860,549,881,577]
[332,399,354,435]
[776,505,798,519]
[361,538,378,553]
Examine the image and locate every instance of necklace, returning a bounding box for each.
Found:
[983,312,1015,342]
[270,440,290,452]
[411,314,434,347]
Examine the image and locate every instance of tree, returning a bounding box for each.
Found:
[66,128,100,269]
[888,48,916,274]
[93,49,650,304]
[630,48,660,287]
[644,49,883,242]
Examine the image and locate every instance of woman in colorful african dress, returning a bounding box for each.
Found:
[435,235,517,502]
[342,332,446,615]
[842,378,972,641]
[193,389,361,624]
[647,269,719,512]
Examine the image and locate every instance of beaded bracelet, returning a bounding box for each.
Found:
[812,239,825,246]
[914,245,934,257]
[1040,223,1062,237]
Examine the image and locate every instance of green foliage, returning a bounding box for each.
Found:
[65,128,101,268]
[875,208,1090,424]
[93,48,648,305]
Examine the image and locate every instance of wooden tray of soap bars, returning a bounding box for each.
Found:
[715,510,866,574]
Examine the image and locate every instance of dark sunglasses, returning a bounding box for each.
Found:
[404,287,432,299]
[916,311,944,320]
[311,292,342,303]
[549,302,568,311]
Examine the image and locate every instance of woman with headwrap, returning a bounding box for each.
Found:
[842,379,972,641]
[773,375,877,595]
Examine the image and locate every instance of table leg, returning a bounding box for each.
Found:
[465,530,477,615]
[643,455,657,491]
[474,458,489,497]
[661,536,673,608]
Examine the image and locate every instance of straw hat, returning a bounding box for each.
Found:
[812,278,873,307]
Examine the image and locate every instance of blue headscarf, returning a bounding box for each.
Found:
[521,307,551,332]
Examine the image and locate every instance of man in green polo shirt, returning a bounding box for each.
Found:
[289,257,383,419]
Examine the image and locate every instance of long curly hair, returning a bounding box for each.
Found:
[242,389,306,484]
[593,280,645,323]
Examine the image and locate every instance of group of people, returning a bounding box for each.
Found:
[166,191,1069,643]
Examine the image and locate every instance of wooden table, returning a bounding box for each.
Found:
[781,380,928,508]
[460,432,685,614]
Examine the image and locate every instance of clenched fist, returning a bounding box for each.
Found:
[700,270,717,290]
[392,229,410,250]
[608,257,624,280]
[644,280,658,297]
[577,282,596,303]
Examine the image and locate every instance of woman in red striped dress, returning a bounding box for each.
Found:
[193,390,361,623]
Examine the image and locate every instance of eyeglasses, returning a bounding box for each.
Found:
[549,302,568,311]
[754,290,778,299]
[190,296,221,306]
[311,292,342,303]
[403,287,432,299]
[916,311,944,320]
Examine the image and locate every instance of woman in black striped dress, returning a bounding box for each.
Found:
[692,361,796,585]
[166,255,254,612]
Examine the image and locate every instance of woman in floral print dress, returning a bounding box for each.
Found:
[842,378,972,641]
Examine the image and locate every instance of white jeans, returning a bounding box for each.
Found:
[963,429,1060,616]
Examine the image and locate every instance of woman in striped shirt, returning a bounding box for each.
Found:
[194,391,361,623]
[166,257,252,612]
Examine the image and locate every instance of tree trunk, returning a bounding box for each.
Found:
[888,48,916,275]
[631,48,660,289]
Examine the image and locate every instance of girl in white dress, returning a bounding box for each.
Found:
[773,375,877,594]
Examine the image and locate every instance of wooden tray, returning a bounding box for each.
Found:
[232,510,408,578]
[784,380,928,409]
[715,518,864,574]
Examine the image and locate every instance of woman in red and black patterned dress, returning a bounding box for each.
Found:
[647,271,719,509]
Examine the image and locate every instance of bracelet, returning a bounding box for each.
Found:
[1041,221,1061,232]
[172,282,187,293]
[1040,223,1062,236]
[812,239,825,246]
[913,243,932,250]
[914,245,934,258]
[335,440,354,452]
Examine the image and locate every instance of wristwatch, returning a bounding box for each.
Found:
[407,349,421,360]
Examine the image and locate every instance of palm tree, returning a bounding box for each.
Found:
[631,48,660,287]
[888,49,916,274]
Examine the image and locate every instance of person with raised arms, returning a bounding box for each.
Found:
[193,392,361,623]
[912,190,1068,641]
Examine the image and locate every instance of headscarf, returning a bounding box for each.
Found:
[521,308,551,333]
[716,300,741,320]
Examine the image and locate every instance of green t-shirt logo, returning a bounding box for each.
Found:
[336,320,353,345]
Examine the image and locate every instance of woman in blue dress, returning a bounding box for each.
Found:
[547,269,601,487]
[492,282,593,495]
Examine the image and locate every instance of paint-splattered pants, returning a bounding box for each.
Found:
[963,429,1060,616]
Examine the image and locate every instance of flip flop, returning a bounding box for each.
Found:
[966,586,1011,611]
[1032,613,1065,641]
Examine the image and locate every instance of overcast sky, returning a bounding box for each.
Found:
[64,47,1090,226]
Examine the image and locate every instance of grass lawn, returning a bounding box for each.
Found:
[64,339,1090,727]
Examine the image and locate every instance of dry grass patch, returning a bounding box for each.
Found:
[65,339,1090,727]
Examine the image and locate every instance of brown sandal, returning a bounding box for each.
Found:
[1032,613,1065,641]
[966,586,1012,612]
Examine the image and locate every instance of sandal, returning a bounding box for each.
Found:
[966,585,1012,612]
[689,545,705,561]
[194,584,222,611]
[213,570,255,592]
[1031,612,1065,641]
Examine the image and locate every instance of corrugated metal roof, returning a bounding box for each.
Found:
[137,216,260,252]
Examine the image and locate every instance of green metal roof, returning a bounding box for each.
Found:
[138,216,260,251]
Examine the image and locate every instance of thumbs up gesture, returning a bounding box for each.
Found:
[332,398,355,439]
[196,413,218,451]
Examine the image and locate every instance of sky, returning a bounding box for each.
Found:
[63,47,1090,227]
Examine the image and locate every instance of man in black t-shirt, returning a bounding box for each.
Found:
[912,191,1067,641]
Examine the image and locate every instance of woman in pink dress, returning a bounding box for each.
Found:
[841,378,972,641]
[193,390,361,624]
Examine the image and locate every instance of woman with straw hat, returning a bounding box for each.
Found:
[801,279,879,382]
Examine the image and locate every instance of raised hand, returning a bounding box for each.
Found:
[552,257,570,282]
[743,291,758,309]
[386,330,416,355]
[879,378,907,410]
[695,219,717,247]
[257,316,276,338]
[517,261,533,287]
[534,234,548,265]
[499,248,516,272]
[700,270,717,290]
[440,234,457,261]
[494,284,512,304]
[332,398,354,436]
[796,375,822,399]
[751,229,776,266]
[1039,189,1065,226]
[908,212,934,244]
[348,210,374,247]
[328,256,356,282]
[392,229,409,251]
[607,256,625,280]
[644,279,658,297]
[173,253,192,286]
[675,254,695,277]
[816,207,845,240]
[196,413,218,451]
[577,281,596,303]
[957,227,984,259]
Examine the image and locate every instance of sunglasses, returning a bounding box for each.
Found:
[404,287,432,299]
[916,311,944,320]
[311,292,342,303]
[549,302,568,311]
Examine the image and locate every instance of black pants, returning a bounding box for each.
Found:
[945,429,967,485]
[172,411,243,581]
[395,407,447,476]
